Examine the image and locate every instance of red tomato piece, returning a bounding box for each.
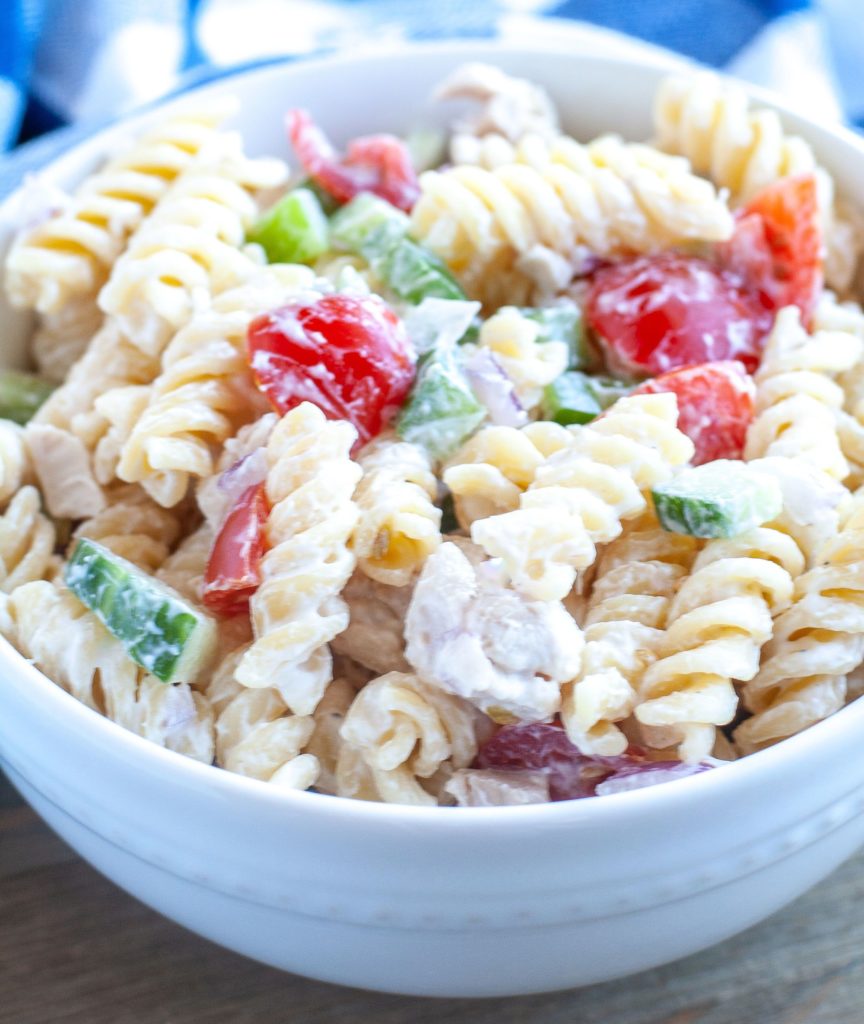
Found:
[587,253,771,376]
[474,723,649,801]
[286,109,420,212]
[718,174,822,325]
[633,361,755,464]
[203,483,269,617]
[247,293,416,447]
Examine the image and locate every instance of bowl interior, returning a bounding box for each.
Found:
[3,40,864,819]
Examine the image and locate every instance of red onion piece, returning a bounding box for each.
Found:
[594,760,718,797]
[203,448,269,529]
[463,348,527,427]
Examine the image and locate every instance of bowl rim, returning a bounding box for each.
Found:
[4,37,864,828]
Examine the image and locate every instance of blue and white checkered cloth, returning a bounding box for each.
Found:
[2,0,863,194]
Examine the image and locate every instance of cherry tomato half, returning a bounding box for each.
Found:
[203,483,269,617]
[718,173,822,325]
[247,293,416,447]
[586,252,771,377]
[287,109,420,212]
[633,361,755,464]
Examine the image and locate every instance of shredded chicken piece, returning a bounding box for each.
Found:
[435,62,560,142]
[443,768,551,806]
[405,542,583,722]
[331,571,412,675]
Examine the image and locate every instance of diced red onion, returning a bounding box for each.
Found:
[464,348,527,427]
[594,759,718,797]
[204,448,269,528]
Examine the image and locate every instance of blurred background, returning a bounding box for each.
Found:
[2,0,863,179]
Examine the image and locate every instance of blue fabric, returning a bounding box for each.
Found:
[2,0,863,194]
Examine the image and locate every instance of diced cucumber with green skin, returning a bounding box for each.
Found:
[396,350,486,461]
[64,539,217,684]
[542,372,633,426]
[296,176,341,216]
[247,188,329,265]
[652,461,783,539]
[330,193,409,253]
[373,236,466,303]
[329,194,465,303]
[0,371,55,425]
[520,304,596,370]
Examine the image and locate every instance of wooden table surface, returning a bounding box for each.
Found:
[3,770,864,1024]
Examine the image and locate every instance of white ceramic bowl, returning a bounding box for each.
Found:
[3,41,864,999]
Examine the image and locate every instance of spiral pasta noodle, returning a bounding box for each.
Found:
[0,420,30,509]
[443,419,570,528]
[351,434,441,587]
[98,132,286,358]
[337,671,481,806]
[411,132,733,304]
[735,495,864,753]
[4,97,239,317]
[73,484,184,573]
[108,265,314,505]
[0,486,59,593]
[235,404,362,716]
[215,655,319,789]
[636,525,805,762]
[561,513,698,755]
[745,305,862,479]
[472,306,569,413]
[653,72,860,292]
[4,579,215,761]
[472,393,695,601]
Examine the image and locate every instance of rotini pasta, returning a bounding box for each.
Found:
[735,494,864,753]
[31,299,104,383]
[107,265,314,505]
[351,433,441,586]
[470,306,568,413]
[235,404,362,716]
[561,513,698,755]
[472,393,694,601]
[411,131,733,305]
[0,486,59,593]
[443,419,570,528]
[0,419,30,508]
[73,483,183,572]
[636,524,804,761]
[744,305,861,479]
[337,671,481,806]
[215,666,319,789]
[4,579,214,761]
[654,72,860,292]
[97,132,286,357]
[4,97,239,316]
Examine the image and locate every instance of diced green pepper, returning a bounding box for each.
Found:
[0,370,54,425]
[64,539,217,683]
[541,372,633,426]
[652,461,783,539]
[396,350,486,461]
[248,187,329,265]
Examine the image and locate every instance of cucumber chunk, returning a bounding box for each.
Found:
[396,350,486,461]
[652,461,783,539]
[248,187,329,264]
[520,304,595,370]
[65,539,217,683]
[330,193,409,253]
[329,193,466,303]
[542,372,633,426]
[0,371,54,425]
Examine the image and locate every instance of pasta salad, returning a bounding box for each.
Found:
[2,63,863,807]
